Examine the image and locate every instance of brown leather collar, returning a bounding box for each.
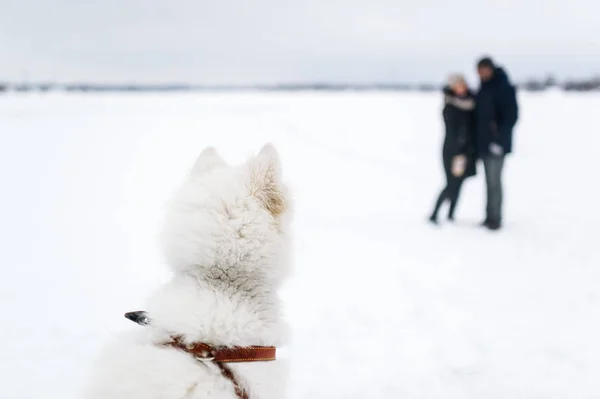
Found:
[164,336,276,399]
[124,311,276,399]
[165,336,276,363]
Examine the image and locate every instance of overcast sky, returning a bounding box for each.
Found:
[1,0,599,84]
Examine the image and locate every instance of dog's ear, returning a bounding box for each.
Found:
[191,147,226,175]
[249,143,286,217]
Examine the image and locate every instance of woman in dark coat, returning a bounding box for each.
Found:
[429,74,477,224]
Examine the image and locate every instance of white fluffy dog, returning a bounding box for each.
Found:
[84,144,292,399]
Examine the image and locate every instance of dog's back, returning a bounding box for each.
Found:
[84,144,292,399]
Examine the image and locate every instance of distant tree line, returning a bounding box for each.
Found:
[1,76,599,93]
[519,75,600,92]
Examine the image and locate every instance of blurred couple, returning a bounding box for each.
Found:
[429,56,519,231]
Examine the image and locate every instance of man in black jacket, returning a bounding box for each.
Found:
[475,57,519,230]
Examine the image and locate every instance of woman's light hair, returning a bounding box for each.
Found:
[447,73,467,87]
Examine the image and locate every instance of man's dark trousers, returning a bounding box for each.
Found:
[483,155,505,224]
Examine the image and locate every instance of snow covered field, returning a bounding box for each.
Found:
[1,91,599,399]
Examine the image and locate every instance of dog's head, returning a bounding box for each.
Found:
[160,143,291,288]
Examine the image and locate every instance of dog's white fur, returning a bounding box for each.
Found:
[84,144,292,399]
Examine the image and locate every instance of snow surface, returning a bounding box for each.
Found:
[1,91,599,399]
